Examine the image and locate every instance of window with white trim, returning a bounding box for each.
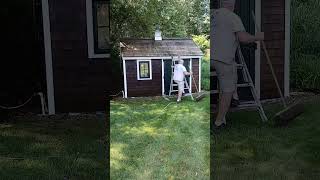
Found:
[86,0,110,58]
[137,60,152,80]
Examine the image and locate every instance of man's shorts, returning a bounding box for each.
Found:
[213,60,237,93]
[174,80,185,93]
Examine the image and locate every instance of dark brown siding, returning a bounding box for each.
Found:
[49,0,110,112]
[126,60,162,97]
[260,0,285,99]
[192,59,200,92]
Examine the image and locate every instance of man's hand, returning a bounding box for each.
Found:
[237,31,264,43]
[255,32,264,41]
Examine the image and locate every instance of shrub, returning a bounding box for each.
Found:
[192,35,210,53]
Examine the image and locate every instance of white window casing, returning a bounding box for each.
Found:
[86,0,110,58]
[137,60,152,80]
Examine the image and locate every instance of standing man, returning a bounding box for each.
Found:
[211,0,264,128]
[173,57,193,103]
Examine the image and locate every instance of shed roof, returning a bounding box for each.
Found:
[120,38,203,57]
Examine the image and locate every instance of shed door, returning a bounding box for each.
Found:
[235,0,256,101]
[164,59,191,95]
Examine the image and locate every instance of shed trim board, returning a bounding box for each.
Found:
[122,57,202,98]
[190,59,192,93]
[136,60,153,80]
[162,59,165,95]
[255,0,261,98]
[199,58,201,92]
[86,0,110,59]
[122,56,203,60]
[41,0,55,115]
[122,58,128,98]
[284,0,291,97]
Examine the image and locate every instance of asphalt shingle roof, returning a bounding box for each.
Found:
[120,38,203,57]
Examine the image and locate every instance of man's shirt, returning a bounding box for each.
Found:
[211,8,246,64]
[173,64,187,82]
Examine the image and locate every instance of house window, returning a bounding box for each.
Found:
[86,0,110,58]
[93,0,110,53]
[137,60,152,80]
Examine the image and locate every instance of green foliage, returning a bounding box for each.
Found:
[201,58,210,91]
[192,35,210,91]
[291,0,320,90]
[291,54,320,90]
[291,0,320,56]
[192,35,210,53]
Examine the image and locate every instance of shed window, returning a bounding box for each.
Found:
[137,60,152,80]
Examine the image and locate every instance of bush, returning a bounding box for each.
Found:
[291,54,320,90]
[192,35,210,53]
[201,58,210,91]
[291,0,320,90]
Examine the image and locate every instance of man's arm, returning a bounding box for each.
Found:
[237,31,264,43]
[231,13,264,44]
[184,71,193,76]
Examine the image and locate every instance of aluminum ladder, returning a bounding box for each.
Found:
[169,60,193,100]
[211,45,268,122]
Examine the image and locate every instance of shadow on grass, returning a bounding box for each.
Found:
[0,115,108,180]
[211,99,320,180]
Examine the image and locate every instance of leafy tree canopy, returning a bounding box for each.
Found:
[111,0,209,42]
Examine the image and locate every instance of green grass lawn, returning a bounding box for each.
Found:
[212,97,320,180]
[110,96,210,179]
[0,114,107,180]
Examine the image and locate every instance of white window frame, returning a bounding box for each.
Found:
[137,60,152,80]
[86,0,110,59]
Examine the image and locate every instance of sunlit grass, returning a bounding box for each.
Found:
[111,96,210,179]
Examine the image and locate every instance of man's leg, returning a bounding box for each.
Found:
[214,61,236,126]
[232,61,239,104]
[176,81,183,102]
[216,91,233,126]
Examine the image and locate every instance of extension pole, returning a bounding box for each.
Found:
[251,11,287,107]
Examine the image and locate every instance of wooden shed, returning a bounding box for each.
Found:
[211,0,291,102]
[120,34,204,98]
[1,0,110,114]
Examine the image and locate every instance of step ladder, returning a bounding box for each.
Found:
[211,45,268,122]
[169,60,194,100]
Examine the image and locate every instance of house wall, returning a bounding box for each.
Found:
[125,60,162,97]
[260,0,285,99]
[48,0,110,112]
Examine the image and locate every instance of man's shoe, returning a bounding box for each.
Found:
[212,122,226,134]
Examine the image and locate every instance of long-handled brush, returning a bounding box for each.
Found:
[251,12,304,126]
[191,75,206,102]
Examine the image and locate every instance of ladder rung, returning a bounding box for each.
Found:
[236,64,244,68]
[237,83,252,88]
[211,72,217,77]
[210,90,219,94]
